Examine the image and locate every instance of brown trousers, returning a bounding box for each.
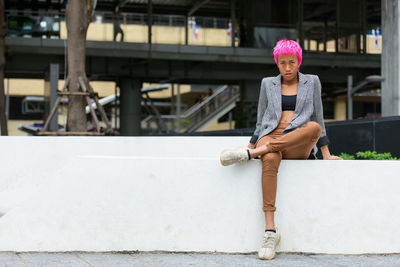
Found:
[255,119,322,212]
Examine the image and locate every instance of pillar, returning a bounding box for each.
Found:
[120,78,142,136]
[334,96,347,121]
[230,0,236,48]
[298,0,304,49]
[381,0,400,116]
[147,0,152,45]
[234,79,260,129]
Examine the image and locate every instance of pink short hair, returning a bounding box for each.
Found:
[273,39,303,70]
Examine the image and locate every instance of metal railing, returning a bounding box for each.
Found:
[5,9,382,53]
[142,85,240,133]
[5,10,230,46]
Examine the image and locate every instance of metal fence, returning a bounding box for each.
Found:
[143,85,240,134]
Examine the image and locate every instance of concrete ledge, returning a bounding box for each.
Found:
[0,137,399,253]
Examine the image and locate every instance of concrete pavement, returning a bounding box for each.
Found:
[0,252,399,267]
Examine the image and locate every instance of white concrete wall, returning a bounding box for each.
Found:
[0,137,399,254]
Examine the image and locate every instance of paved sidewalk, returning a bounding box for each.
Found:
[0,252,400,267]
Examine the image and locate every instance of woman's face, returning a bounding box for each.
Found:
[277,54,299,82]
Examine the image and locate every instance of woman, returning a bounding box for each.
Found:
[220,39,342,260]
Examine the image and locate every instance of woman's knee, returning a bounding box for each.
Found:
[261,152,281,163]
[306,121,322,136]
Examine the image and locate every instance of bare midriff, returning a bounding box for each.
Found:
[280,110,295,124]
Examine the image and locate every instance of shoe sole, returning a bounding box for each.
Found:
[258,234,281,260]
[220,149,230,166]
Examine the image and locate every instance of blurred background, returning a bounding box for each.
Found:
[3,0,398,157]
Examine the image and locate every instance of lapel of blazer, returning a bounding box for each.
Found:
[270,74,282,120]
[293,72,309,120]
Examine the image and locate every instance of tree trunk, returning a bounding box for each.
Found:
[0,0,8,136]
[65,0,93,132]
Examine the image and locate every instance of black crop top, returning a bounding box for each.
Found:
[282,95,297,111]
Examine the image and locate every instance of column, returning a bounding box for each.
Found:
[230,0,236,48]
[120,78,142,136]
[381,0,400,116]
[334,96,347,121]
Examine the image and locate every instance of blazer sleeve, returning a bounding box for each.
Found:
[311,75,330,147]
[249,78,267,144]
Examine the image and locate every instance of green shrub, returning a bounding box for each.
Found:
[338,152,355,160]
[355,150,398,160]
[180,119,190,128]
[332,151,399,160]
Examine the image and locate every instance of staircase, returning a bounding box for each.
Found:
[142,85,240,133]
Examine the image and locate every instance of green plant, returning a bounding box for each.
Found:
[338,152,355,160]
[180,118,190,128]
[333,151,399,160]
[356,150,398,160]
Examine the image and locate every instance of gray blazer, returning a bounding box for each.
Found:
[249,72,330,156]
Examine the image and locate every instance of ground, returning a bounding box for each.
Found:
[1,252,400,267]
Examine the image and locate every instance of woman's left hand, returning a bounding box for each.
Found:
[324,155,343,160]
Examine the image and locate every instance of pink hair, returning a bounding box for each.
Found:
[273,39,303,70]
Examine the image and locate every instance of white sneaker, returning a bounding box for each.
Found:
[258,229,280,260]
[220,146,249,166]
